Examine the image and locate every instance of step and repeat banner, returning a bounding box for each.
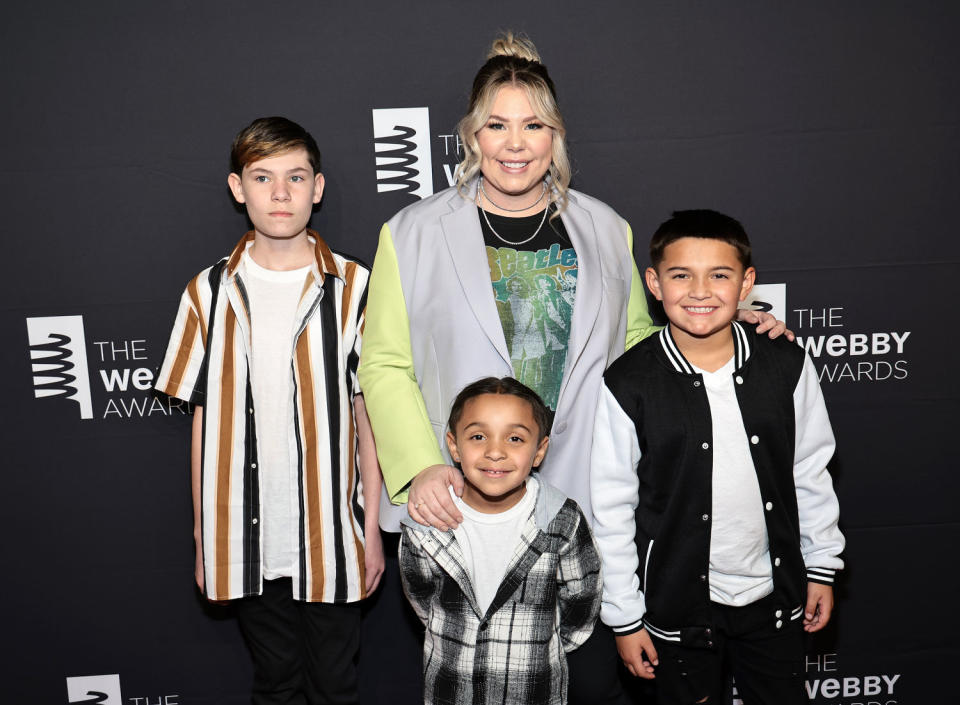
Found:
[2,2,957,703]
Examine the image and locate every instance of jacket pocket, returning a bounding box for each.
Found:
[419,337,445,444]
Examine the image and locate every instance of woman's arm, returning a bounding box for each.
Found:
[358,225,446,500]
[357,226,464,528]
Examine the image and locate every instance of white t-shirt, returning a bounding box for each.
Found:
[692,357,774,606]
[452,476,539,613]
[242,249,310,579]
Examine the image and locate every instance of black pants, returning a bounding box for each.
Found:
[235,578,361,705]
[567,622,633,705]
[650,595,805,705]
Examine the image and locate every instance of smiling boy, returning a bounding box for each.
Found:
[399,377,601,705]
[155,117,382,704]
[590,210,844,704]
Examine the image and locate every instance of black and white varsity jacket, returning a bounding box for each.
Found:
[590,322,844,647]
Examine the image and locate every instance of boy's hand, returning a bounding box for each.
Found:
[804,582,834,632]
[616,628,659,679]
[737,309,795,342]
[364,524,385,595]
[408,464,465,531]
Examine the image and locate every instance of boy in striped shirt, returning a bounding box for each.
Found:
[156,117,383,704]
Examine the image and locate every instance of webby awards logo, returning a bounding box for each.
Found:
[372,107,434,199]
[66,673,180,705]
[730,652,903,705]
[743,284,912,384]
[26,314,193,420]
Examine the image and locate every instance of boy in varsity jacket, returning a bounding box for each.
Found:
[590,210,844,704]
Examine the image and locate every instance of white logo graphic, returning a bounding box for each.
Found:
[372,107,433,199]
[66,674,122,704]
[740,283,786,323]
[27,315,93,419]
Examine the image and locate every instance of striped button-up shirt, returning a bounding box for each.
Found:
[156,231,370,603]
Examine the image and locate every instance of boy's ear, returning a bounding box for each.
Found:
[532,435,549,468]
[445,430,460,463]
[739,266,757,302]
[312,172,325,204]
[644,267,663,301]
[227,173,245,204]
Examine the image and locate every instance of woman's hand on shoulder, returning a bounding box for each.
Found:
[408,464,465,531]
[737,309,795,341]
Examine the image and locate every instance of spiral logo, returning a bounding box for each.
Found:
[740,283,786,322]
[26,315,93,419]
[372,107,433,199]
[66,675,122,704]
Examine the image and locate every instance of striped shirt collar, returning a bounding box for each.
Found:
[658,321,752,375]
[225,230,344,284]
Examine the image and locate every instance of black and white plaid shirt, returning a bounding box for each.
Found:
[400,477,601,705]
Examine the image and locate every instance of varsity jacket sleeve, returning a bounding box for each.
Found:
[589,384,646,635]
[155,275,209,405]
[398,526,436,626]
[793,353,845,584]
[624,224,659,351]
[357,226,445,504]
[556,505,604,653]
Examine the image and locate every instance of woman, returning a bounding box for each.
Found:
[358,33,783,703]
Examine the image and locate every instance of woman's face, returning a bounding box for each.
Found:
[476,85,553,210]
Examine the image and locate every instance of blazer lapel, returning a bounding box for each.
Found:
[557,195,602,405]
[439,185,512,367]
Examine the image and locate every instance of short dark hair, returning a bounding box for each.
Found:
[649,209,752,270]
[230,116,322,175]
[447,377,552,441]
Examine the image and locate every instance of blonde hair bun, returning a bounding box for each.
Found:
[487,32,541,63]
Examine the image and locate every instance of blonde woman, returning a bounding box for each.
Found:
[359,33,784,703]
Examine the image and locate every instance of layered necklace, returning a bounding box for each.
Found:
[478,175,550,247]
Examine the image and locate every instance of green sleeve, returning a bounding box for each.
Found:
[625,223,661,350]
[357,225,445,504]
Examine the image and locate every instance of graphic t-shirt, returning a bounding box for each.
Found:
[479,206,577,410]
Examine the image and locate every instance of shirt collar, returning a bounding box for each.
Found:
[658,321,752,375]
[224,229,343,285]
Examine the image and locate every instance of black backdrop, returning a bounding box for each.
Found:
[3,2,958,703]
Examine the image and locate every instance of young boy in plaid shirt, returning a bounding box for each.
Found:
[399,377,602,705]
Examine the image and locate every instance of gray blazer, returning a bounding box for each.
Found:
[376,179,650,529]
